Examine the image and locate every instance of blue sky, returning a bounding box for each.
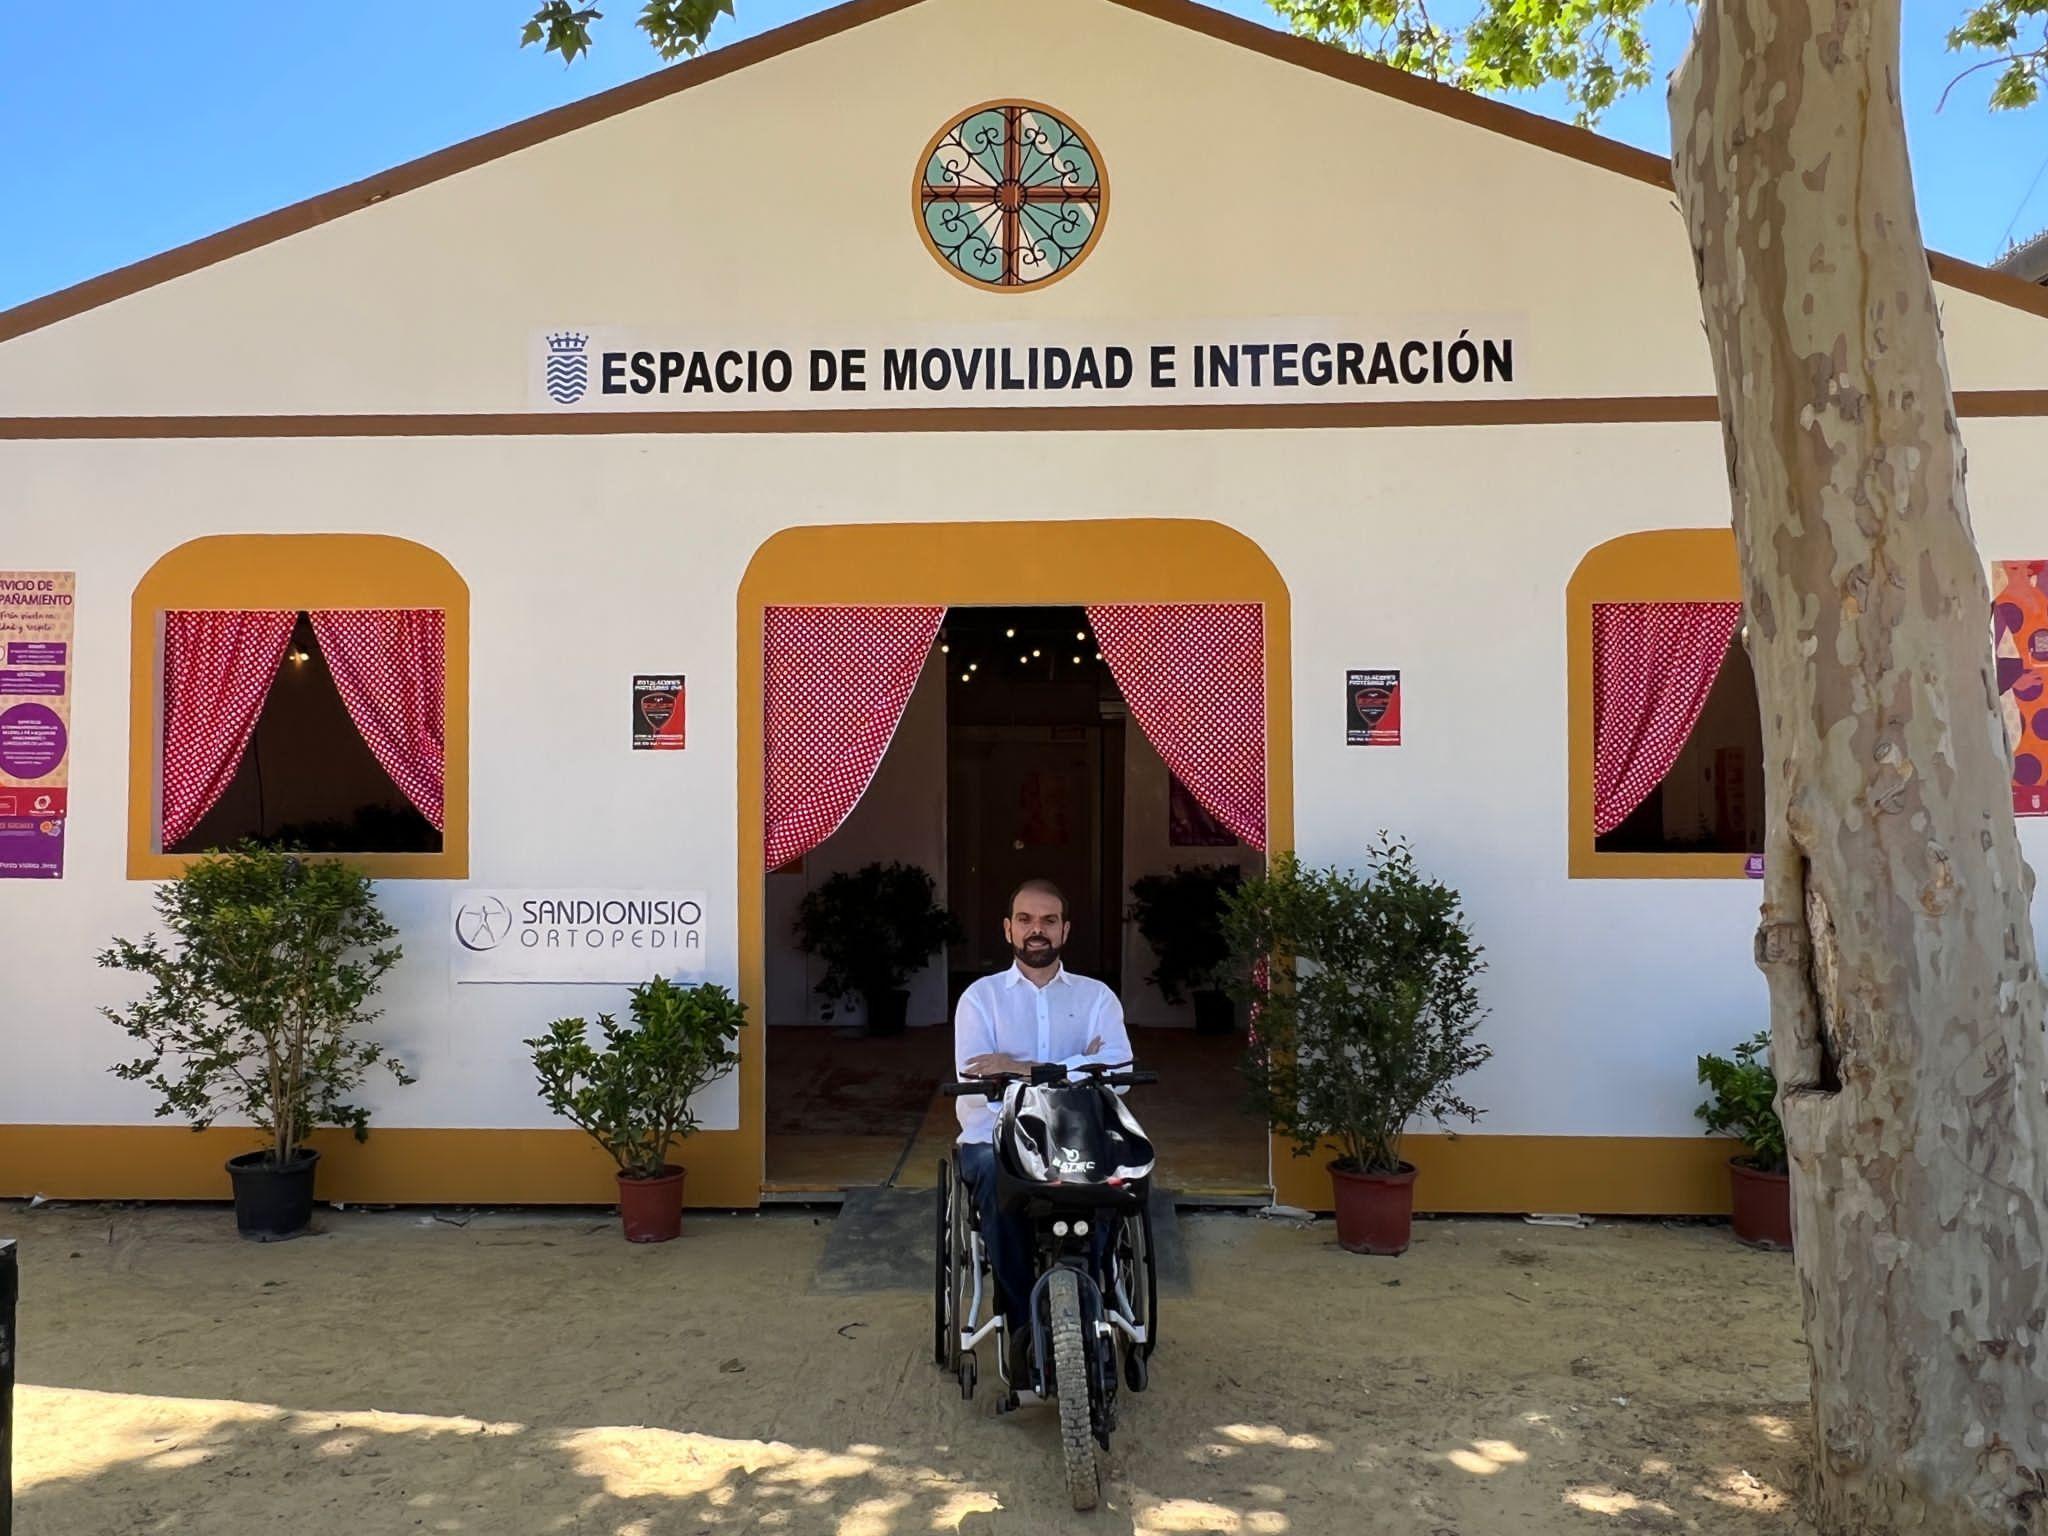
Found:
[3,0,2044,310]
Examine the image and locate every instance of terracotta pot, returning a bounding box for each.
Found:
[618,1165,686,1243]
[1727,1158,1792,1249]
[1330,1161,1418,1255]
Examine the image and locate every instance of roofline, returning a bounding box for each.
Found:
[4,0,2046,345]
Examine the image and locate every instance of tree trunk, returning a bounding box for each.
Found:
[1671,3,2048,1531]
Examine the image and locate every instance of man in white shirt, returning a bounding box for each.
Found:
[953,877,1132,1339]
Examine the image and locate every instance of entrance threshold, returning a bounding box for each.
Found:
[758,1183,1272,1209]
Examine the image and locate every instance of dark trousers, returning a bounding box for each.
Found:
[956,1141,1113,1330]
[956,1140,1035,1327]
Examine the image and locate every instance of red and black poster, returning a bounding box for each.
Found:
[1346,670,1400,746]
[632,675,686,750]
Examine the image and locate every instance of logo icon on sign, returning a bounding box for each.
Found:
[638,691,677,731]
[544,332,590,405]
[455,897,515,951]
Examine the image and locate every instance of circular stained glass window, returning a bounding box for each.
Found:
[916,101,1108,290]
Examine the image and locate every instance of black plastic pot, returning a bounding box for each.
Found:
[226,1148,320,1240]
[864,987,911,1037]
[1192,988,1236,1035]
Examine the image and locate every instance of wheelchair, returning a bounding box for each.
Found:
[932,1061,1160,1511]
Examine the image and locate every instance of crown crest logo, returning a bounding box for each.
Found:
[543,331,592,405]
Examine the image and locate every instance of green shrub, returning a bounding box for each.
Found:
[1128,865,1243,1004]
[1695,1031,1787,1173]
[1224,837,1490,1175]
[793,862,960,1010]
[527,977,744,1178]
[100,845,412,1166]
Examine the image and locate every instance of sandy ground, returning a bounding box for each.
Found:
[6,1201,1813,1535]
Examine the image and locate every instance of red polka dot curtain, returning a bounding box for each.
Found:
[161,610,297,847]
[764,605,946,870]
[308,609,446,830]
[1087,603,1267,851]
[1591,601,1743,836]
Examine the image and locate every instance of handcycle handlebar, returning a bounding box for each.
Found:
[941,1063,1159,1099]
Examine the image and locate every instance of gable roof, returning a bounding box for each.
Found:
[4,0,2044,346]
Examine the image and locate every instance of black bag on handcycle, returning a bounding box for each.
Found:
[993,1079,1155,1213]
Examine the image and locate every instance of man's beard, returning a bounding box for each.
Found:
[1013,935,1063,968]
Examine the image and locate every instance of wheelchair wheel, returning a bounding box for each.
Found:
[1047,1268,1101,1511]
[1117,1202,1159,1361]
[932,1160,956,1369]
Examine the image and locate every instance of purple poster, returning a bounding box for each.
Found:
[0,814,64,878]
[0,571,73,877]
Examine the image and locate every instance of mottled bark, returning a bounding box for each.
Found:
[1672,2,2048,1531]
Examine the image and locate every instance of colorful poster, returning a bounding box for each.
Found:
[0,571,74,878]
[1993,562,2048,815]
[1169,773,1237,846]
[1345,670,1401,747]
[632,674,686,750]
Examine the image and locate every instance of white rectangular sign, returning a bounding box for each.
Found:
[530,317,1525,413]
[452,890,708,984]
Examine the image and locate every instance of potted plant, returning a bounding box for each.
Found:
[99,845,413,1240]
[1696,1030,1792,1249]
[526,975,743,1243]
[793,862,960,1036]
[1224,837,1490,1255]
[1128,865,1244,1033]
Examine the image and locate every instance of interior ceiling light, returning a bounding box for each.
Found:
[1005,627,1017,638]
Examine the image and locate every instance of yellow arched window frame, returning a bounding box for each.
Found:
[1567,528,1747,879]
[128,534,470,880]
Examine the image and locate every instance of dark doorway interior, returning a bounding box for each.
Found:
[944,605,1124,1002]
[764,605,1270,1200]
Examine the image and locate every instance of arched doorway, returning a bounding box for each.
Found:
[737,519,1294,1200]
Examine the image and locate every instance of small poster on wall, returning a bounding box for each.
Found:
[632,674,686,750]
[1345,670,1401,747]
[1169,773,1237,847]
[0,571,74,879]
[1993,563,2048,815]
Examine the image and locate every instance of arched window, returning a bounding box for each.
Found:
[128,535,468,879]
[1567,530,1757,879]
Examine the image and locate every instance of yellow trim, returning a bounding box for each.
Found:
[0,1125,760,1207]
[0,1125,1739,1214]
[1565,529,1747,880]
[1270,1133,1741,1214]
[127,534,470,880]
[738,519,1294,1202]
[911,100,1111,294]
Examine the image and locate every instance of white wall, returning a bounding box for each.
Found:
[4,418,2045,1142]
[764,649,949,1028]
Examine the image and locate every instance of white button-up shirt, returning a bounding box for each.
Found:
[952,962,1132,1144]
